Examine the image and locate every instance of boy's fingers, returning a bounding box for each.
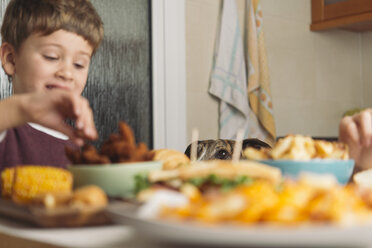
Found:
[54,91,98,142]
[84,110,98,139]
[51,121,77,143]
[66,93,83,118]
[74,100,97,140]
[71,131,88,146]
[56,94,89,143]
[55,91,79,118]
[74,119,97,140]
[72,138,84,147]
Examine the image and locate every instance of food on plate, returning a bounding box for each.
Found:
[152,149,190,170]
[0,165,108,210]
[70,185,108,208]
[147,160,281,184]
[31,185,108,209]
[244,135,349,160]
[66,121,154,165]
[353,169,372,208]
[135,160,282,202]
[33,192,73,209]
[354,169,372,189]
[154,173,372,226]
[1,165,73,204]
[66,144,110,165]
[0,166,109,228]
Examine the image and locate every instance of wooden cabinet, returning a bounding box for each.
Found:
[311,0,372,32]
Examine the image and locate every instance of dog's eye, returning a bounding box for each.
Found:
[216,149,229,159]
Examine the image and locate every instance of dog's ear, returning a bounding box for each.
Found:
[242,138,271,150]
[184,141,200,158]
[184,143,192,158]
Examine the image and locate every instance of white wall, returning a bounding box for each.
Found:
[262,0,363,137]
[185,0,221,141]
[185,0,367,142]
[362,31,372,108]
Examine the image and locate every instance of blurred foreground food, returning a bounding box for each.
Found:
[152,149,190,170]
[244,135,349,160]
[135,156,372,226]
[66,121,154,165]
[155,174,372,226]
[1,166,72,204]
[135,160,282,202]
[1,165,108,209]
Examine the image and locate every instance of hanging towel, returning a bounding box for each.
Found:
[209,0,268,141]
[246,0,276,145]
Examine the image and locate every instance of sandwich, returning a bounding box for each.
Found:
[135,160,282,201]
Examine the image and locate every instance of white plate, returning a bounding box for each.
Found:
[107,202,372,247]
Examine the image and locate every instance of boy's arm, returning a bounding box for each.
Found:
[0,90,97,145]
[0,95,27,132]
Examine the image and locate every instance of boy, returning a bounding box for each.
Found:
[0,0,103,170]
[339,109,372,172]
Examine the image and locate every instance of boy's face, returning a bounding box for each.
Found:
[6,30,93,95]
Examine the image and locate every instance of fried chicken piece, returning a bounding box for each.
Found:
[81,144,110,164]
[126,143,150,162]
[66,121,154,165]
[65,146,83,164]
[118,121,136,146]
[102,141,136,163]
[106,133,122,143]
[143,150,155,161]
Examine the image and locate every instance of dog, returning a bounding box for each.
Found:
[184,138,271,161]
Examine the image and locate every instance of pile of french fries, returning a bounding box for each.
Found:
[159,174,372,226]
[141,135,361,226]
[244,135,349,160]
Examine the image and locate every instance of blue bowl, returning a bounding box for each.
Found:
[257,159,354,184]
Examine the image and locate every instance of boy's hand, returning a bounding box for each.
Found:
[339,109,372,169]
[21,90,98,146]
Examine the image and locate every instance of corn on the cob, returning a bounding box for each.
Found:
[1,166,73,204]
[1,168,14,198]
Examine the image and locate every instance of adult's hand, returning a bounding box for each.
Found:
[339,109,372,170]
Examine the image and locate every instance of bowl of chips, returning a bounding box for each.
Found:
[69,161,163,198]
[256,159,354,184]
[244,135,354,184]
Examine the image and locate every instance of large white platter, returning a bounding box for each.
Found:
[107,202,372,248]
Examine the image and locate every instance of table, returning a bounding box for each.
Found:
[0,216,157,248]
[1,215,372,248]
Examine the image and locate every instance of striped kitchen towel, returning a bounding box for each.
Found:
[209,0,269,142]
[246,0,276,145]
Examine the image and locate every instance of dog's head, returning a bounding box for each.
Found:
[184,138,271,161]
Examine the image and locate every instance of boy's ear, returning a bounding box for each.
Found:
[0,42,16,76]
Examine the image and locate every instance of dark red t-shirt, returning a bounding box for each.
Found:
[0,124,77,172]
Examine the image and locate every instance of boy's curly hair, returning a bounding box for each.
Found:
[1,0,104,54]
